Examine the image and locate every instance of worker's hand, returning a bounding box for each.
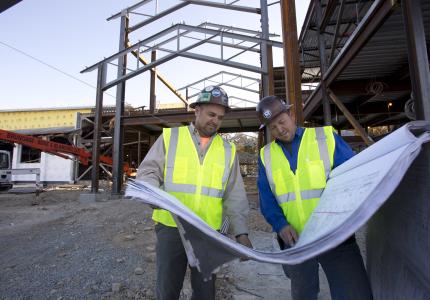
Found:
[236,234,253,262]
[279,225,299,247]
[236,234,253,248]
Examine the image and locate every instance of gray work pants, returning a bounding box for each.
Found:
[155,223,216,300]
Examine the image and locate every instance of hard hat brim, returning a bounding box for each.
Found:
[258,104,293,129]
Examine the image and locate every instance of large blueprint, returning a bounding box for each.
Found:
[125,121,430,280]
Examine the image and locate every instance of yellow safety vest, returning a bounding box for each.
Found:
[260,127,335,233]
[152,126,236,229]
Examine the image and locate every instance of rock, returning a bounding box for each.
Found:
[180,288,192,298]
[144,252,156,263]
[112,282,123,292]
[145,246,155,252]
[134,267,144,275]
[116,257,126,263]
[124,234,136,241]
[58,252,67,257]
[145,289,154,298]
[126,289,135,298]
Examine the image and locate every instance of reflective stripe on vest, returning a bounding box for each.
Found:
[152,126,235,229]
[261,126,335,233]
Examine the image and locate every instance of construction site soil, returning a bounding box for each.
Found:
[0,178,350,299]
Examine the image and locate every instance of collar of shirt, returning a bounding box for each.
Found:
[188,123,216,160]
[189,122,217,138]
[274,127,304,173]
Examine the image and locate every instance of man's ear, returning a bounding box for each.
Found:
[194,105,200,117]
[287,110,296,124]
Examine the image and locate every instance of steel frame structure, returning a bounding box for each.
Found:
[178,70,260,103]
[82,0,277,194]
[297,0,430,145]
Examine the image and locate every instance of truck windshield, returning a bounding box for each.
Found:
[0,152,10,169]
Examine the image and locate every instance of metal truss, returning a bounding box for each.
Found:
[83,0,276,194]
[107,0,262,32]
[178,70,260,99]
[82,22,282,91]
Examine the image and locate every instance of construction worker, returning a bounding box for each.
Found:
[256,95,373,300]
[137,85,253,300]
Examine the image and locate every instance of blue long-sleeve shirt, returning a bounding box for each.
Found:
[257,127,355,233]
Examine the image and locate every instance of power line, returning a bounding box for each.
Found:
[0,40,176,125]
[0,40,117,99]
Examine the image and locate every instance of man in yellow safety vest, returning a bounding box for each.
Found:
[257,95,372,300]
[137,85,252,300]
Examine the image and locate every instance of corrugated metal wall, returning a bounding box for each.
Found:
[367,144,430,299]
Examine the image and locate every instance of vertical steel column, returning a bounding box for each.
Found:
[112,12,129,195]
[149,50,157,114]
[260,0,272,97]
[91,64,106,193]
[281,0,303,125]
[137,131,141,165]
[73,112,81,184]
[186,88,189,110]
[260,0,275,143]
[316,0,332,125]
[402,0,430,121]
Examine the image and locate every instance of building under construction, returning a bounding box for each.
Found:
[1,0,429,298]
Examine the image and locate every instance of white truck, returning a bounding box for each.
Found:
[0,150,12,190]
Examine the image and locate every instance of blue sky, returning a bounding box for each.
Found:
[0,0,310,110]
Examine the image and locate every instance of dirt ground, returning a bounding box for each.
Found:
[0,178,338,300]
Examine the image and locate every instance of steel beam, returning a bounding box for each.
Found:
[129,43,187,105]
[128,1,260,33]
[102,33,220,91]
[316,0,331,125]
[281,0,303,125]
[260,0,271,97]
[91,64,106,193]
[82,23,282,74]
[112,14,128,195]
[319,0,338,31]
[328,89,373,145]
[304,0,397,119]
[402,0,430,121]
[329,0,346,64]
[123,108,258,126]
[179,71,260,90]
[149,50,157,114]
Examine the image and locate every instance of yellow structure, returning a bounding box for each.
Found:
[0,107,92,131]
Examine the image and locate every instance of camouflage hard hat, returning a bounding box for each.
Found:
[256,95,292,127]
[189,85,230,110]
